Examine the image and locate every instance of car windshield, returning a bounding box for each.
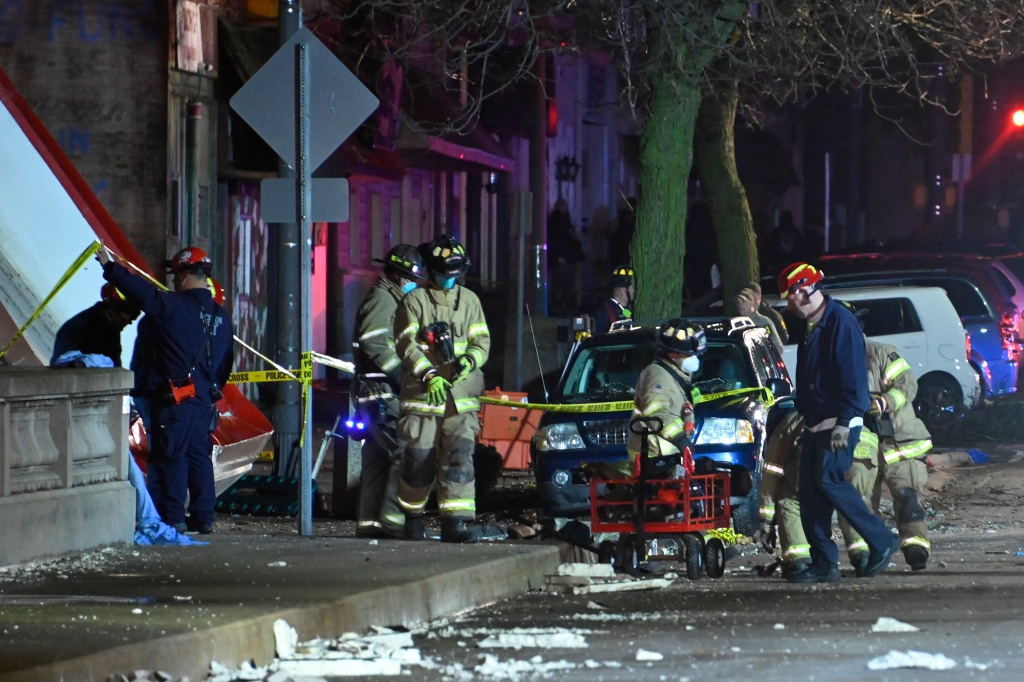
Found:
[559,339,756,402]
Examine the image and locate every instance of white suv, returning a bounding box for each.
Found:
[770,286,980,431]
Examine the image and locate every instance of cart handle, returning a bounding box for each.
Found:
[629,416,663,437]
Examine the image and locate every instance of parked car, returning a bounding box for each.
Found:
[531,317,796,536]
[817,253,1021,398]
[770,286,979,434]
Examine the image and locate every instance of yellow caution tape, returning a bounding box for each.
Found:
[228,368,313,384]
[479,396,634,413]
[705,527,739,545]
[0,241,101,361]
[693,386,775,407]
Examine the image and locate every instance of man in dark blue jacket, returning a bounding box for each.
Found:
[98,246,234,534]
[778,262,900,582]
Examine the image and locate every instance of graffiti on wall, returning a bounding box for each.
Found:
[229,181,269,401]
[0,0,160,44]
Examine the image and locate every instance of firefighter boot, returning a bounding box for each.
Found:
[780,558,810,580]
[904,545,929,571]
[404,513,426,541]
[440,517,477,543]
[849,551,869,578]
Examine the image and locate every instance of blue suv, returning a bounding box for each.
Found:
[531,317,796,536]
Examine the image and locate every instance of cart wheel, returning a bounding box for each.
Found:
[684,535,704,580]
[597,540,616,565]
[615,536,640,575]
[704,537,726,579]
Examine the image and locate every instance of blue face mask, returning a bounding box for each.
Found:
[437,276,457,290]
[401,281,417,295]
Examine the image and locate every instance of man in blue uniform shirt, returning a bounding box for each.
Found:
[778,262,901,582]
[98,245,234,534]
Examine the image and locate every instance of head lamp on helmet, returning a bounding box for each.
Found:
[657,318,707,356]
[610,265,634,288]
[374,244,426,281]
[166,246,212,274]
[424,235,470,279]
[777,262,823,299]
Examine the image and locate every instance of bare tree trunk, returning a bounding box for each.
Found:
[694,76,759,315]
[633,72,701,321]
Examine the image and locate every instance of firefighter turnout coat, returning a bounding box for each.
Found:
[866,340,933,465]
[626,359,695,460]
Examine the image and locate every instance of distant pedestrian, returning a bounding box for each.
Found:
[777,261,900,582]
[606,199,636,269]
[745,281,789,344]
[547,198,584,316]
[593,265,635,334]
[735,289,784,352]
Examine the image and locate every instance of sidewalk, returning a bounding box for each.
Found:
[0,525,565,682]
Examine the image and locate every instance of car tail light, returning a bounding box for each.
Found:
[965,329,972,362]
[1000,310,1016,354]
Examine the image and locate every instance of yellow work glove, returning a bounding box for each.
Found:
[426,374,453,406]
[870,395,889,416]
[453,355,475,383]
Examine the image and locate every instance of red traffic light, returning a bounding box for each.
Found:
[1013,109,1024,128]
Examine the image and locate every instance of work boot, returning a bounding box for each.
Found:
[780,559,810,580]
[404,514,426,541]
[172,522,187,534]
[440,517,477,543]
[186,518,214,535]
[849,551,869,578]
[785,563,841,584]
[904,545,929,571]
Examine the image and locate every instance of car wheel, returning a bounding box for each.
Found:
[684,535,704,580]
[914,373,965,437]
[704,537,726,579]
[729,470,761,537]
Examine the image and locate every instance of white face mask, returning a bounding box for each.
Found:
[681,355,700,373]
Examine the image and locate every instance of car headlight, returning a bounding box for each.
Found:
[695,418,754,445]
[533,422,585,451]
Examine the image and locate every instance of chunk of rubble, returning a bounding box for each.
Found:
[477,629,589,649]
[870,617,920,633]
[867,650,957,671]
[636,648,664,661]
[274,619,299,658]
[556,563,616,577]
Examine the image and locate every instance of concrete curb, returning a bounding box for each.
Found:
[6,544,563,682]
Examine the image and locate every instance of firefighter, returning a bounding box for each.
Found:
[758,410,811,577]
[593,265,635,334]
[778,261,900,582]
[621,319,706,478]
[836,301,933,573]
[394,235,494,543]
[98,245,234,534]
[352,244,425,539]
[50,284,142,367]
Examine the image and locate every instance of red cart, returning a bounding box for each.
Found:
[588,416,733,579]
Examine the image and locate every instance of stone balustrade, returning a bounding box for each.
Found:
[0,367,135,566]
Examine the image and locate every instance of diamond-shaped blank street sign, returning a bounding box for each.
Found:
[230,27,378,173]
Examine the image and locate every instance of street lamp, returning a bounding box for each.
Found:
[554,154,580,197]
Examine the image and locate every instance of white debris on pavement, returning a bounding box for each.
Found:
[477,630,588,649]
[274,619,298,658]
[870,617,920,633]
[636,648,664,661]
[473,653,578,680]
[555,563,616,577]
[266,561,287,568]
[586,601,607,610]
[867,650,957,671]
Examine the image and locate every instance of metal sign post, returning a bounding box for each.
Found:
[230,28,378,536]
